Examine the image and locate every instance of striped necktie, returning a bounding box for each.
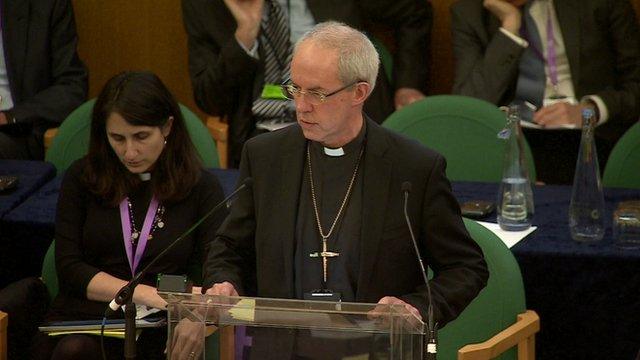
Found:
[252,0,293,122]
[513,2,546,112]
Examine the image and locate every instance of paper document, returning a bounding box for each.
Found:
[520,120,577,130]
[476,221,537,248]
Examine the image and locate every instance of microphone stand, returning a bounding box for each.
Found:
[109,178,253,359]
[124,297,136,359]
[402,182,438,360]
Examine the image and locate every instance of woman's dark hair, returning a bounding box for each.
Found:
[83,71,202,205]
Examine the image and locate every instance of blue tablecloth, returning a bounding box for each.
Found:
[453,182,640,359]
[0,160,55,218]
[2,166,640,358]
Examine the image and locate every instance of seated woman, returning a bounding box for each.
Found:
[31,71,227,359]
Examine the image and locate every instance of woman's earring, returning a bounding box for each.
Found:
[164,138,167,146]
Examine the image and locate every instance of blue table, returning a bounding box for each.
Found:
[453,182,640,360]
[0,160,56,287]
[0,160,55,218]
[3,166,640,359]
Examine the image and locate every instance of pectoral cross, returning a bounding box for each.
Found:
[309,236,340,285]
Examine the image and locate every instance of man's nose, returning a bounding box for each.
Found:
[295,94,313,113]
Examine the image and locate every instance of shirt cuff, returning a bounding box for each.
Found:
[499,27,528,48]
[582,95,609,126]
[236,37,259,59]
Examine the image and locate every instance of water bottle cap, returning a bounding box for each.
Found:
[582,108,595,118]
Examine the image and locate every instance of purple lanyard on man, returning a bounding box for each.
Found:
[545,3,559,93]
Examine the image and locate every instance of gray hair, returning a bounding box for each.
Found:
[294,21,380,90]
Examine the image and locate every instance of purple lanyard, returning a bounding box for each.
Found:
[545,4,558,89]
[119,196,159,276]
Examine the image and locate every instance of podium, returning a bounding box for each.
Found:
[160,292,425,360]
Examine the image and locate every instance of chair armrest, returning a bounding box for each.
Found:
[0,310,7,360]
[206,116,229,169]
[458,310,540,360]
[44,128,59,153]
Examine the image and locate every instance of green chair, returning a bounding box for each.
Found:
[383,95,536,182]
[45,99,219,173]
[603,121,640,189]
[437,218,539,360]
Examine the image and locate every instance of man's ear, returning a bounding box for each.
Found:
[351,82,372,106]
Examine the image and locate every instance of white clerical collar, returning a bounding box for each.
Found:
[138,173,151,181]
[323,147,345,157]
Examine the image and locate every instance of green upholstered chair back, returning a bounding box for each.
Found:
[383,95,537,182]
[41,241,58,300]
[45,99,219,173]
[437,218,526,360]
[603,121,640,189]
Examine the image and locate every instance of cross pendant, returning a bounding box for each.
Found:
[309,237,340,283]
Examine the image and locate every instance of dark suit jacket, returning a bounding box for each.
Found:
[182,0,432,167]
[1,0,88,157]
[203,118,489,327]
[451,0,640,141]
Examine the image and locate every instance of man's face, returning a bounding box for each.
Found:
[290,41,363,147]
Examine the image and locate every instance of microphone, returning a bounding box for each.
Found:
[402,181,438,360]
[108,176,253,312]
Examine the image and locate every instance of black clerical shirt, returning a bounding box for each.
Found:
[294,122,367,301]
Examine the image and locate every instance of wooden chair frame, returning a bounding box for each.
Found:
[0,310,7,360]
[458,310,540,360]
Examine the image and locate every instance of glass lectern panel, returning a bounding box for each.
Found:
[160,292,425,360]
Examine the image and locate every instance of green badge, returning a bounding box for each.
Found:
[261,84,287,100]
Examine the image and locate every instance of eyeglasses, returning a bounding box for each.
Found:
[281,80,363,105]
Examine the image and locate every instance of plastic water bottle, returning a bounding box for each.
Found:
[497,105,534,231]
[569,108,605,242]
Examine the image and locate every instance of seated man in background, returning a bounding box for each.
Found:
[451,0,640,184]
[182,0,431,167]
[0,0,88,159]
[173,22,488,360]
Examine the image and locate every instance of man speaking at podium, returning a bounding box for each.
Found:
[202,21,488,357]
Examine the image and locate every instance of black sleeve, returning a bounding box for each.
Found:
[11,0,88,125]
[362,0,432,92]
[181,0,261,117]
[193,171,229,282]
[202,145,257,295]
[54,161,101,299]
[450,3,523,104]
[401,155,489,326]
[593,0,640,124]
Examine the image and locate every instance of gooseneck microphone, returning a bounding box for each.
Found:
[107,177,253,360]
[402,181,438,360]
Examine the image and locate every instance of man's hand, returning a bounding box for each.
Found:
[533,102,591,128]
[0,112,8,126]
[483,0,523,34]
[394,88,426,110]
[205,281,239,297]
[377,296,422,321]
[224,0,264,49]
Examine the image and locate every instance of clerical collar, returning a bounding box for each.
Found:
[138,173,151,181]
[312,120,367,157]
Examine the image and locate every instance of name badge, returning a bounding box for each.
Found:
[261,84,287,100]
